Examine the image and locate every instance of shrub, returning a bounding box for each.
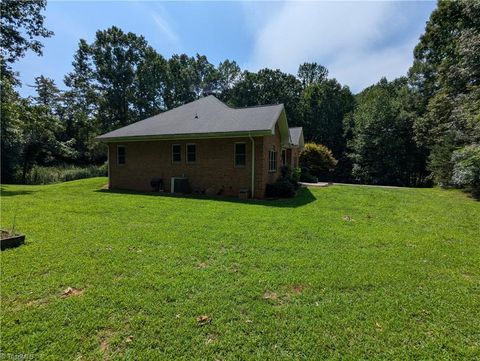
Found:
[265,178,296,198]
[292,167,301,186]
[299,143,337,179]
[266,165,301,197]
[451,144,480,198]
[299,168,318,183]
[21,164,107,185]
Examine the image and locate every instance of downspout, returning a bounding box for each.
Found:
[107,143,111,189]
[249,133,255,199]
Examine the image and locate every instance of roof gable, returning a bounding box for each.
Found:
[289,127,304,148]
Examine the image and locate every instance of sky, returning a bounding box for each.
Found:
[15,0,437,97]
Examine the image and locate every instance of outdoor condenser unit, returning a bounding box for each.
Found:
[171,177,189,194]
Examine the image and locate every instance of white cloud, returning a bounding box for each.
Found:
[151,11,180,47]
[130,1,181,49]
[244,1,429,92]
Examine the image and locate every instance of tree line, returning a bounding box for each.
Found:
[1,1,479,196]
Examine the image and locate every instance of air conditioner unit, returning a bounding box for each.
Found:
[171,177,189,194]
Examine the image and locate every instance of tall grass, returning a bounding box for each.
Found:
[22,164,107,185]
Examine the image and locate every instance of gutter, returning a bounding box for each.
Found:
[96,130,271,143]
[249,132,255,199]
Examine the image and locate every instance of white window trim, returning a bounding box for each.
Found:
[171,144,181,164]
[117,145,125,166]
[186,143,196,164]
[234,142,246,168]
[268,148,277,173]
[281,149,287,166]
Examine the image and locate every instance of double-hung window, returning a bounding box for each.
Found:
[172,144,181,163]
[117,145,126,165]
[186,144,196,163]
[234,143,246,167]
[268,147,277,172]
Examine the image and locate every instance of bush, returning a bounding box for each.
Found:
[265,165,301,197]
[265,178,296,198]
[299,168,318,183]
[451,144,480,198]
[21,164,107,185]
[292,167,301,187]
[299,143,337,179]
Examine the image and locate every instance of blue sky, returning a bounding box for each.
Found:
[15,1,436,97]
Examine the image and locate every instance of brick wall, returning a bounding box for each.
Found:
[107,131,282,198]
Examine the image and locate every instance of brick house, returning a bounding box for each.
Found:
[97,96,304,198]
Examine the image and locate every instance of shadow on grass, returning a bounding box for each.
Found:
[95,186,317,208]
[0,188,37,197]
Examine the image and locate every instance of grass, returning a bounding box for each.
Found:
[1,178,479,360]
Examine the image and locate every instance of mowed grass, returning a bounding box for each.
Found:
[1,178,479,360]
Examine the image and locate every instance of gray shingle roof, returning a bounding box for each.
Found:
[97,96,285,141]
[289,127,304,147]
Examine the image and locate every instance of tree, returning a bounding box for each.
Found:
[409,1,480,189]
[348,78,427,186]
[216,60,241,93]
[90,26,150,130]
[452,144,480,198]
[64,39,97,113]
[297,62,328,86]
[0,79,23,181]
[33,75,60,110]
[223,68,303,126]
[63,39,102,163]
[134,47,168,118]
[193,54,218,97]
[298,79,354,156]
[164,54,198,109]
[0,0,53,78]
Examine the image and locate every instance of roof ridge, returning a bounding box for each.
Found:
[231,103,284,110]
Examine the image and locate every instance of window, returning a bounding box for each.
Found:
[172,144,181,163]
[268,148,277,172]
[186,144,196,163]
[234,143,246,167]
[117,145,125,165]
[281,149,287,166]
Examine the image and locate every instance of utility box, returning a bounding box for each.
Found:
[150,178,163,192]
[239,188,249,200]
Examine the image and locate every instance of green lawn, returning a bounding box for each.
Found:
[1,178,479,360]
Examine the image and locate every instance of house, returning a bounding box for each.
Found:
[97,96,304,198]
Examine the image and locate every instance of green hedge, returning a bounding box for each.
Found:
[21,164,107,185]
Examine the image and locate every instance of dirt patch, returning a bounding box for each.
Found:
[205,333,218,345]
[197,262,208,269]
[100,337,109,353]
[62,287,85,297]
[26,297,50,308]
[128,246,142,253]
[290,284,305,295]
[196,315,211,326]
[124,335,134,343]
[262,291,278,300]
[1,230,14,239]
